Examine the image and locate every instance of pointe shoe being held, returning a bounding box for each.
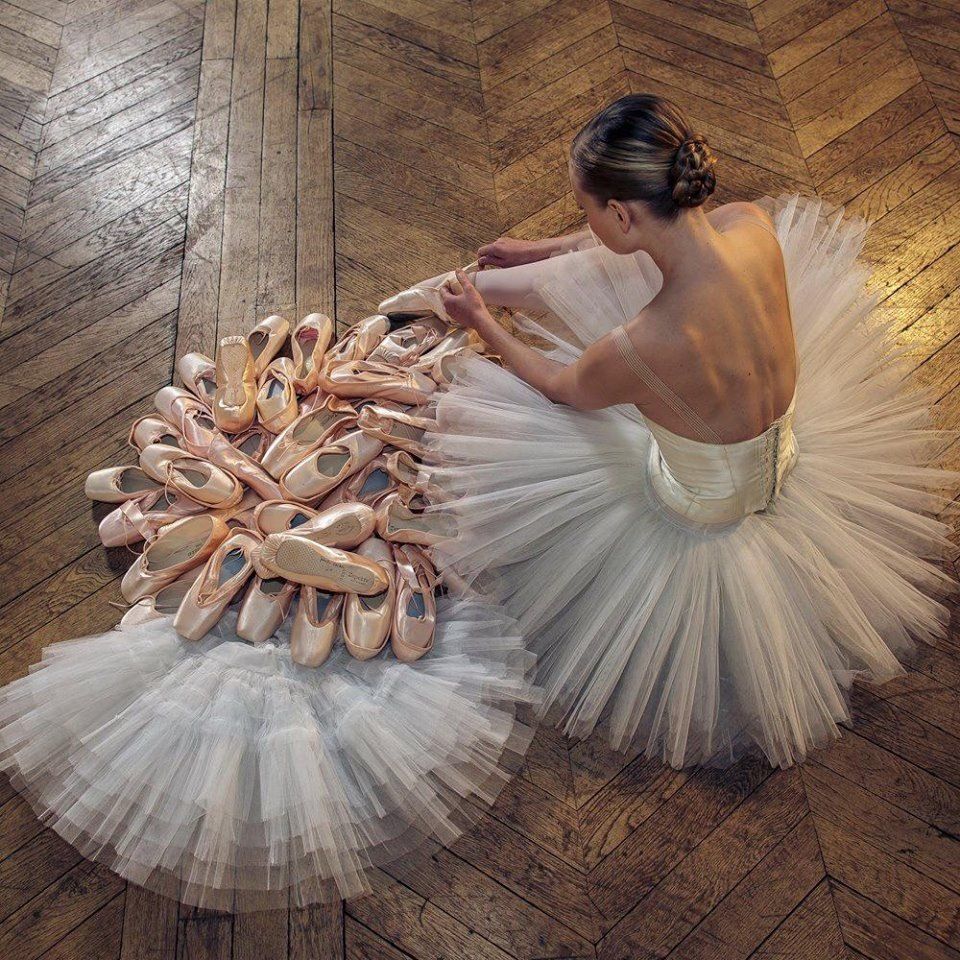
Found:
[85,465,161,503]
[256,358,299,434]
[119,566,204,626]
[377,260,480,323]
[254,532,390,595]
[121,513,229,603]
[98,488,205,547]
[128,415,184,453]
[177,352,217,404]
[342,537,395,660]
[291,313,334,394]
[317,454,395,510]
[155,387,283,501]
[213,336,257,433]
[247,314,289,377]
[366,316,449,366]
[260,395,358,479]
[139,443,244,509]
[390,542,439,662]
[280,428,383,503]
[236,575,297,644]
[322,358,436,405]
[290,586,343,667]
[174,528,262,640]
[357,401,435,457]
[375,488,456,545]
[291,501,376,549]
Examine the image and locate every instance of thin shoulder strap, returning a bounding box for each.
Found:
[610,324,724,444]
[722,213,780,242]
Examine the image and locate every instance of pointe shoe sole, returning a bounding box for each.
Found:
[258,536,388,595]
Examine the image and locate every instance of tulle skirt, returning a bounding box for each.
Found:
[414,193,960,770]
[0,596,536,911]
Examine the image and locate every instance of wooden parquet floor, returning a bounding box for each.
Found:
[0,1,958,958]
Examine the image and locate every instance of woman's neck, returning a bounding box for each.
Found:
[633,208,721,284]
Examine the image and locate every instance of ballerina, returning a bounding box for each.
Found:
[382,93,960,770]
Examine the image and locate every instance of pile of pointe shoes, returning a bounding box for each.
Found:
[85,270,504,667]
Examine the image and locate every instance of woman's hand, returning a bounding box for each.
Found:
[438,269,493,332]
[477,236,548,269]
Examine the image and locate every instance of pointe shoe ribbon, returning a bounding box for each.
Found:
[377,260,480,324]
[155,386,283,501]
[98,488,205,547]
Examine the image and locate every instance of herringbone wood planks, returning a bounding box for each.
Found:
[0,1,959,959]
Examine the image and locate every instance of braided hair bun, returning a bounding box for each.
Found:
[670,136,717,208]
[570,94,720,220]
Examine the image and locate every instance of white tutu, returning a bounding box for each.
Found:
[0,595,536,911]
[415,193,960,769]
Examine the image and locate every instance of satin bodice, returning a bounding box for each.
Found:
[641,388,800,526]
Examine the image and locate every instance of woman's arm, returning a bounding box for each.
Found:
[440,267,635,412]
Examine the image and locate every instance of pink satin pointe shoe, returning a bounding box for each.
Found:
[231,425,271,461]
[120,513,229,603]
[139,443,244,509]
[429,346,476,386]
[291,313,334,394]
[128,415,184,452]
[173,528,263,640]
[280,429,383,503]
[322,358,436,405]
[98,488,205,547]
[85,465,161,503]
[390,542,439,662]
[357,401,435,456]
[260,395,358,479]
[291,502,376,548]
[374,488,456,545]
[320,315,390,372]
[342,537,396,660]
[366,316,449,366]
[383,449,449,503]
[377,260,480,324]
[317,454,395,510]
[253,532,390,595]
[256,357,299,433]
[290,587,344,667]
[154,386,283,501]
[247,314,290,377]
[213,336,257,433]
[410,328,473,371]
[177,352,217,404]
[253,500,321,535]
[119,567,204,626]
[236,575,297,643]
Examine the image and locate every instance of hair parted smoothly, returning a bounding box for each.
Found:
[570,93,717,220]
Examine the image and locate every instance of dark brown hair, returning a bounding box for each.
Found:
[570,94,717,220]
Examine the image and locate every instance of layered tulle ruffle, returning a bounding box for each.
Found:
[0,596,536,911]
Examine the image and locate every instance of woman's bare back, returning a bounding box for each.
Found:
[617,205,797,444]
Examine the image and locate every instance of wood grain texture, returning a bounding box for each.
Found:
[0,0,959,958]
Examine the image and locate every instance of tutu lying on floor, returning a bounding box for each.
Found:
[414,192,960,770]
